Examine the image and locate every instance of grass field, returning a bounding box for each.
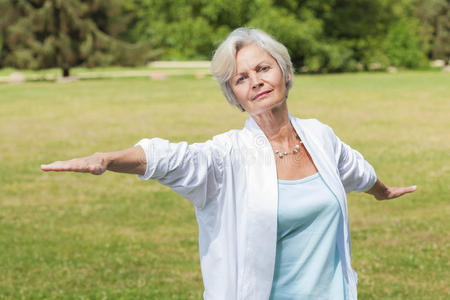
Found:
[0,71,449,299]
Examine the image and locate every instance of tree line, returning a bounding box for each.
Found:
[0,0,449,76]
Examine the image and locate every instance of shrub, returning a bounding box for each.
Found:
[384,19,429,68]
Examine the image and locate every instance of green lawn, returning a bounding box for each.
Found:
[0,71,448,299]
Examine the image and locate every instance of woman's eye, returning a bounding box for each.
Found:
[236,77,245,84]
[261,66,270,71]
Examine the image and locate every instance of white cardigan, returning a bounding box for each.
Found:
[136,114,377,300]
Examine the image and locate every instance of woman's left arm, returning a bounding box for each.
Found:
[326,124,417,199]
[365,179,416,200]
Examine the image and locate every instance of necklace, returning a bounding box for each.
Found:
[274,134,303,158]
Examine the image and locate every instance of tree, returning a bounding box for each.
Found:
[416,0,450,61]
[249,1,355,72]
[384,18,428,68]
[2,0,436,73]
[0,0,160,76]
[121,0,253,60]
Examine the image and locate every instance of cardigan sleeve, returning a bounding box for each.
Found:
[328,127,377,193]
[135,136,226,208]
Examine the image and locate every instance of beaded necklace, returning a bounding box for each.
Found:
[274,134,303,158]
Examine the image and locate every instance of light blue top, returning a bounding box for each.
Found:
[270,173,348,300]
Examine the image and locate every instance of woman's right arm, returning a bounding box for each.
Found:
[41,136,226,208]
[40,146,147,176]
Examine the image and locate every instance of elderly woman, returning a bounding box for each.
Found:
[41,28,416,300]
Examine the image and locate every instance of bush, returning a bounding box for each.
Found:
[384,19,429,68]
[249,6,354,73]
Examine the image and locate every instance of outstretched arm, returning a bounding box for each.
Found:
[328,126,417,200]
[365,178,417,201]
[40,146,146,176]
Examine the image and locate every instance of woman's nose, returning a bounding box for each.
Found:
[250,73,263,89]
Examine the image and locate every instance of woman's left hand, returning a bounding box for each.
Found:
[366,179,417,201]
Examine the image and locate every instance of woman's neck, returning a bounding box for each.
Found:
[250,102,294,146]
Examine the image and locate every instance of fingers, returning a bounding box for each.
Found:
[41,156,107,175]
[404,185,417,193]
[386,185,417,200]
[40,160,90,173]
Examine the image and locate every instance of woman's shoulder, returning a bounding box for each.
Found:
[212,129,242,142]
[293,117,335,136]
[206,129,242,152]
[291,117,341,155]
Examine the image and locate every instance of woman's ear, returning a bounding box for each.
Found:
[285,73,292,89]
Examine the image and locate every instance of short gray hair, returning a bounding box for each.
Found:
[211,27,294,111]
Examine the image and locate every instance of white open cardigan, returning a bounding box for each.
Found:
[136,114,377,300]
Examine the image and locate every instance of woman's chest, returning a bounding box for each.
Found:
[277,174,340,235]
[275,144,318,180]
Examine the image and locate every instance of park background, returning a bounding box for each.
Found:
[0,0,449,299]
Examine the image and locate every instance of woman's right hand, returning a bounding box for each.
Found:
[41,153,109,175]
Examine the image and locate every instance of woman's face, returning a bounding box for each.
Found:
[230,44,289,115]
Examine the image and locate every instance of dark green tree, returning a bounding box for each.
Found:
[0,0,160,76]
[122,0,355,72]
[250,0,356,72]
[123,0,431,72]
[384,18,429,68]
[2,0,437,73]
[121,0,255,60]
[416,0,450,61]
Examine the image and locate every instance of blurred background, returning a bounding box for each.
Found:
[0,0,449,78]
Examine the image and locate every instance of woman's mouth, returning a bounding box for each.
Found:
[252,90,273,101]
